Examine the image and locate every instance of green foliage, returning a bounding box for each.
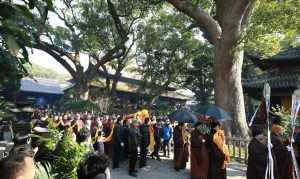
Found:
[135,9,202,98]
[0,1,53,119]
[271,105,299,138]
[0,97,15,119]
[50,130,89,179]
[35,162,54,179]
[45,121,62,151]
[245,0,300,56]
[154,102,176,116]
[184,45,214,104]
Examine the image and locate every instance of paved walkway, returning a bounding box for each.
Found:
[111,156,246,179]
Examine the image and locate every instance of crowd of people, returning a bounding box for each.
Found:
[247,118,298,179]
[3,106,300,179]
[0,109,232,179]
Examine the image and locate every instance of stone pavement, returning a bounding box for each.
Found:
[111,156,246,179]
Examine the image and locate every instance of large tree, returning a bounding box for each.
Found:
[162,0,300,136]
[32,0,146,101]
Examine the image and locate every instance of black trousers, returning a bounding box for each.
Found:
[129,151,138,173]
[152,142,161,159]
[113,145,121,168]
[139,145,148,167]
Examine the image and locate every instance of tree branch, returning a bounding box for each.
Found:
[34,41,77,78]
[166,0,221,45]
[107,0,127,40]
[241,0,255,29]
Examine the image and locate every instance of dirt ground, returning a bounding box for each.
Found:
[111,155,246,179]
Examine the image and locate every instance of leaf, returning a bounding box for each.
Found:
[6,35,20,56]
[44,0,54,11]
[28,0,37,9]
[15,5,34,20]
[0,2,16,19]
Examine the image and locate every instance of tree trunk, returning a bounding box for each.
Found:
[77,82,89,100]
[214,39,248,137]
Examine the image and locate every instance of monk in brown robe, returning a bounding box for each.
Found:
[103,118,114,159]
[208,121,227,179]
[271,119,295,179]
[247,125,268,179]
[173,123,189,171]
[190,122,209,179]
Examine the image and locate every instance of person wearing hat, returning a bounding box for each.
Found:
[127,119,140,177]
[190,121,209,179]
[271,117,295,179]
[247,124,268,179]
[208,120,229,179]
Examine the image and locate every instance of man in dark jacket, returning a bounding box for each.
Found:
[128,120,140,177]
[139,118,150,168]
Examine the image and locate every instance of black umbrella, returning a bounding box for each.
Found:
[194,104,232,121]
[168,110,198,123]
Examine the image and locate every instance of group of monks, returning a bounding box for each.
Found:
[247,118,296,179]
[173,121,230,179]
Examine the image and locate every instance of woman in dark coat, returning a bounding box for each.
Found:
[208,121,227,179]
[190,122,209,179]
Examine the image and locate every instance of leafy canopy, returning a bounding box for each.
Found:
[136,8,204,97]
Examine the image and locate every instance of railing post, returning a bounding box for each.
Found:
[238,138,242,162]
[245,140,248,164]
[233,138,236,159]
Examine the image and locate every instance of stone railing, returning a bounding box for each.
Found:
[226,137,249,164]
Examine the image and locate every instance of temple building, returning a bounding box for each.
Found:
[243,46,300,112]
[3,75,191,111]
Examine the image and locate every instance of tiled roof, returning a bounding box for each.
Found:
[272,46,300,60]
[242,70,300,88]
[248,46,300,61]
[20,77,64,94]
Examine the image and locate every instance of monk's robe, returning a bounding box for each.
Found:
[208,130,228,179]
[247,134,268,179]
[173,125,188,170]
[190,129,209,179]
[103,121,114,159]
[271,130,295,179]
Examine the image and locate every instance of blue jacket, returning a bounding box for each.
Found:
[162,126,172,141]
